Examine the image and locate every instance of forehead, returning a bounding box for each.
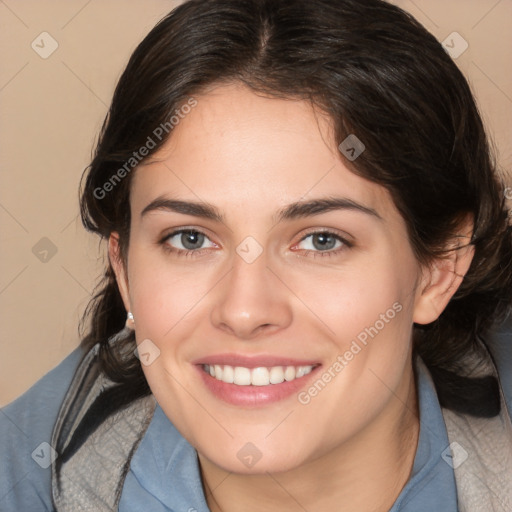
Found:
[131,83,395,219]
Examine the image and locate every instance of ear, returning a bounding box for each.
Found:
[108,232,131,313]
[413,219,475,325]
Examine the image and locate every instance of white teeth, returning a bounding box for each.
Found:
[203,364,314,386]
[251,367,269,386]
[233,367,251,385]
[284,366,296,381]
[214,365,223,380]
[269,366,285,384]
[222,365,234,383]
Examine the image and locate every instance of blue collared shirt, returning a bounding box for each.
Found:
[1,318,510,511]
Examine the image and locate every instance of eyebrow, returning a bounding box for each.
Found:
[274,197,382,223]
[141,197,224,222]
[140,196,382,223]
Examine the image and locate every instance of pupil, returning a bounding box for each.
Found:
[182,231,204,250]
[313,233,336,251]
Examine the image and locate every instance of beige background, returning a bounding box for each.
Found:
[1,0,511,406]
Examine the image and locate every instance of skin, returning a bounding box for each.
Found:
[109,82,474,511]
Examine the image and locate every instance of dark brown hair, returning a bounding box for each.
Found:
[79,0,512,417]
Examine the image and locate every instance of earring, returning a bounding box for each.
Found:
[126,311,135,329]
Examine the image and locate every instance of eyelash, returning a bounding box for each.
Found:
[159,228,353,259]
[293,230,353,259]
[158,229,215,259]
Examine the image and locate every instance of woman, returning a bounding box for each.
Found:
[1,0,511,510]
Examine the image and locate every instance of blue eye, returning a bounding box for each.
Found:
[159,228,351,259]
[162,229,217,254]
[298,232,341,251]
[294,231,352,258]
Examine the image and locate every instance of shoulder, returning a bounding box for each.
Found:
[484,312,512,418]
[0,346,85,512]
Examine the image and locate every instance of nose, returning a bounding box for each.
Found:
[210,250,293,340]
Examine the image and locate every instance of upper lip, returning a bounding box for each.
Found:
[192,354,320,368]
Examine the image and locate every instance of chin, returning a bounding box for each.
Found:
[195,434,315,475]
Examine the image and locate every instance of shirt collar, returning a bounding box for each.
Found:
[129,405,210,511]
[390,356,458,511]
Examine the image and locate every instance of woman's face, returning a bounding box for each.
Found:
[111,83,430,474]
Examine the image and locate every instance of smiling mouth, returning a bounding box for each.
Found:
[202,364,317,386]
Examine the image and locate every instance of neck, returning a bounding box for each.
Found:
[200,363,419,512]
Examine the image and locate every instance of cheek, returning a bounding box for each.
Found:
[310,252,417,393]
[127,249,216,339]
[290,251,418,406]
[284,251,417,349]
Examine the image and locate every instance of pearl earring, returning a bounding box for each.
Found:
[126,311,135,329]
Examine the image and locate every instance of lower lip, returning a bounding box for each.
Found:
[196,365,321,407]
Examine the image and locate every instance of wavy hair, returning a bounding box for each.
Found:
[79,0,512,417]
